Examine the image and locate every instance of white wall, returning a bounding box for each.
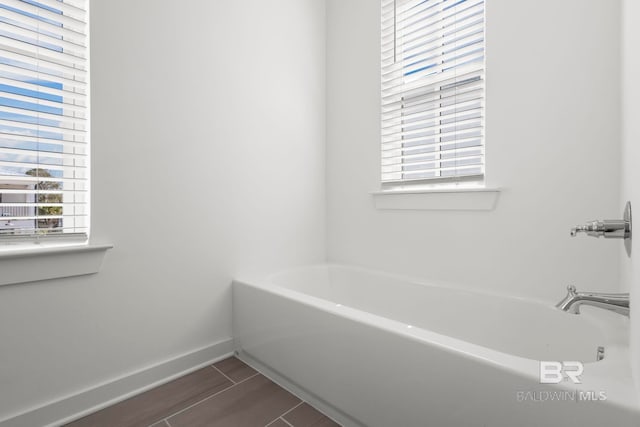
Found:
[0,0,325,421]
[621,0,640,393]
[327,0,622,301]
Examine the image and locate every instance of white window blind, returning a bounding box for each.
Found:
[381,0,485,184]
[0,0,88,240]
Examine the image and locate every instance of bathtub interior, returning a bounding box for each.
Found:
[266,265,626,363]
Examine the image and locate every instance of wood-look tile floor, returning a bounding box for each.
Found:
[65,357,340,427]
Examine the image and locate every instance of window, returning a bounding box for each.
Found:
[381,0,485,186]
[0,0,89,241]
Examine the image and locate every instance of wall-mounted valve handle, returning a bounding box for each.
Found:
[570,202,632,240]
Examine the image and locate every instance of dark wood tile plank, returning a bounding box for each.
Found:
[283,403,323,426]
[311,417,341,427]
[65,367,232,427]
[266,419,291,427]
[213,357,257,382]
[168,374,301,427]
[283,402,340,427]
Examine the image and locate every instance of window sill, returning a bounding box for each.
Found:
[371,188,501,211]
[0,243,113,287]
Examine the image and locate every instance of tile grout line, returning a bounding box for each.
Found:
[279,417,295,427]
[264,415,296,427]
[146,419,172,427]
[264,400,304,427]
[162,372,261,421]
[210,364,236,385]
[279,400,305,419]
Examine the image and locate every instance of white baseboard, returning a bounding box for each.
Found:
[0,338,234,427]
[236,350,364,427]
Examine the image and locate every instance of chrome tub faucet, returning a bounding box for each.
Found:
[556,285,630,317]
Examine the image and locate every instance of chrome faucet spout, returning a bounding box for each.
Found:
[556,285,630,317]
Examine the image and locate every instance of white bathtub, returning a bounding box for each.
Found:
[233,265,640,427]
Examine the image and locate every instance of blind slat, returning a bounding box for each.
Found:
[0,88,87,119]
[383,114,483,138]
[0,21,86,57]
[0,37,86,70]
[382,63,484,98]
[395,1,485,45]
[0,118,87,138]
[1,0,86,32]
[0,174,87,183]
[0,104,87,129]
[0,146,86,160]
[382,101,483,132]
[0,131,87,147]
[0,6,86,46]
[382,135,482,153]
[383,144,482,161]
[0,75,87,104]
[0,160,88,176]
